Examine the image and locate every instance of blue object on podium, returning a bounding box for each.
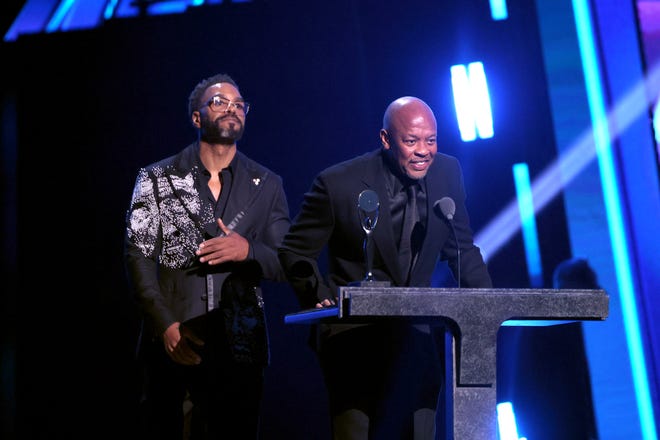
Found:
[283,305,340,323]
[284,286,609,440]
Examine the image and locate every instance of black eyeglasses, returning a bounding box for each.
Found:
[204,95,250,115]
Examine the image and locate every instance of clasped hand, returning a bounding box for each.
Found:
[196,218,249,265]
[163,322,204,365]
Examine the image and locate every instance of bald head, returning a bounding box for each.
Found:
[380,96,438,180]
[382,97,436,132]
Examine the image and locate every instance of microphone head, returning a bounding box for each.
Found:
[434,197,456,220]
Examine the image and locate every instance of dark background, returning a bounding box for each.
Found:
[1,1,578,438]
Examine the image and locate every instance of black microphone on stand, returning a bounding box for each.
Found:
[434,197,461,288]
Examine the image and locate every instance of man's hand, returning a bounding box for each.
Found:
[196,218,249,265]
[315,298,336,308]
[162,322,204,365]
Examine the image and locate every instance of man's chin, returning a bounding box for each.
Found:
[406,169,428,180]
[203,134,242,145]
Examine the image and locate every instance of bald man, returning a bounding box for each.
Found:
[279,96,492,439]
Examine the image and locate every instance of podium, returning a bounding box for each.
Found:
[285,286,609,440]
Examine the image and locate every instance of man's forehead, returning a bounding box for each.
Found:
[207,82,239,95]
[393,110,435,128]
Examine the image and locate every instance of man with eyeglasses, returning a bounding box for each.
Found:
[124,73,290,439]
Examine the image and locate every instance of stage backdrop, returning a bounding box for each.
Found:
[1,1,580,438]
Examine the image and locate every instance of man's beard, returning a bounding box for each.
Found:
[200,114,244,144]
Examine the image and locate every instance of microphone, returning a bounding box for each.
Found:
[434,197,461,288]
[434,197,455,221]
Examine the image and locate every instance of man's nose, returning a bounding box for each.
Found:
[414,144,429,155]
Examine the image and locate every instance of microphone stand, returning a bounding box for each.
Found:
[448,220,461,288]
[435,197,461,288]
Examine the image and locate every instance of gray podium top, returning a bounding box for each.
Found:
[337,286,609,385]
[286,286,609,386]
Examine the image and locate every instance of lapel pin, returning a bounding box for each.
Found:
[253,178,261,186]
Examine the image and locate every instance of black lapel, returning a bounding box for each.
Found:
[222,152,269,234]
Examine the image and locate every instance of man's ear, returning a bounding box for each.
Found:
[380,129,391,150]
[192,111,201,127]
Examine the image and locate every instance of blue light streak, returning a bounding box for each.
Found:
[469,62,494,139]
[46,0,75,33]
[451,62,494,142]
[490,0,508,21]
[451,64,477,142]
[512,163,542,287]
[104,0,119,20]
[497,401,522,440]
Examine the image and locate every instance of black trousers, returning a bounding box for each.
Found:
[139,312,265,440]
[318,323,444,440]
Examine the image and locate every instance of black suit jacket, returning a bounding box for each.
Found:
[125,143,290,364]
[279,148,492,312]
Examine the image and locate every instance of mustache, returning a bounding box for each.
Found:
[217,114,241,124]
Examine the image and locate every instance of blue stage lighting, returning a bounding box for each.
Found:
[513,163,542,287]
[573,0,657,437]
[497,401,523,440]
[451,62,494,142]
[490,0,509,21]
